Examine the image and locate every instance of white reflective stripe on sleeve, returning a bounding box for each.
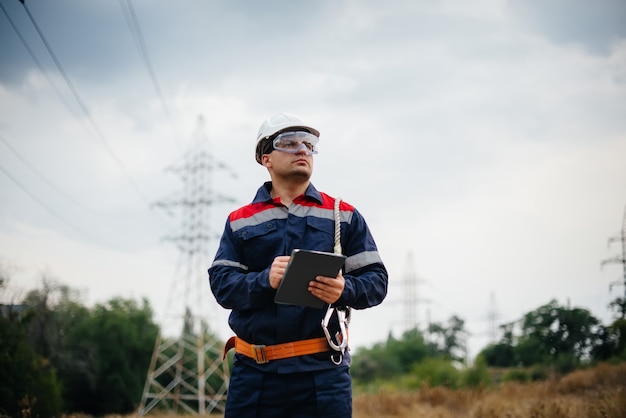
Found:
[344,251,383,273]
[211,259,249,271]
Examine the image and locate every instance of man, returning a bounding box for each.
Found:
[208,112,388,417]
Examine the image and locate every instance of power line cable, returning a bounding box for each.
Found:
[4,2,175,230]
[0,164,114,248]
[18,0,152,206]
[0,133,98,213]
[1,129,176,245]
[2,1,131,154]
[119,0,182,152]
[0,1,77,116]
[121,0,165,106]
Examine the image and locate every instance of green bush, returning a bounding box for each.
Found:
[502,368,530,383]
[461,355,491,388]
[530,365,549,381]
[556,354,578,375]
[409,358,461,389]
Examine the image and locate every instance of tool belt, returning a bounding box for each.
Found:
[223,336,333,364]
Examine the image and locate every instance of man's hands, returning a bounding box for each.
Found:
[269,255,345,305]
[308,272,345,305]
[269,256,290,289]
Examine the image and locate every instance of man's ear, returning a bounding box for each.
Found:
[262,154,272,167]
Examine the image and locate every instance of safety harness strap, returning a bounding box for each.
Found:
[223,336,333,364]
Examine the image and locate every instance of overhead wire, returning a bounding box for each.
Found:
[17,0,153,206]
[1,1,138,215]
[119,0,183,152]
[0,164,115,248]
[1,0,177,242]
[0,1,77,117]
[0,133,99,214]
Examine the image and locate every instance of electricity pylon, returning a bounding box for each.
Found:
[402,252,430,332]
[139,116,237,415]
[601,204,626,319]
[486,291,502,343]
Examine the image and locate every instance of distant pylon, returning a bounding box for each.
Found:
[138,116,237,415]
[402,252,429,331]
[487,292,501,343]
[601,204,626,319]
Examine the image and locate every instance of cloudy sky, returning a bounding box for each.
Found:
[1,0,625,359]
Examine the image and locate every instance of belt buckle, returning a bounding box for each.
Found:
[252,344,268,364]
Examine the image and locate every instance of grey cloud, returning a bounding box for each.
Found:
[508,0,626,53]
[0,0,327,86]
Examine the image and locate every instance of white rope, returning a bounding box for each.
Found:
[334,197,351,325]
[323,196,349,365]
[334,197,342,256]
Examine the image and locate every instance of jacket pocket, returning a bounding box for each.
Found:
[238,221,277,241]
[305,216,336,253]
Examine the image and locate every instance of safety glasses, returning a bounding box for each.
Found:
[272,131,319,155]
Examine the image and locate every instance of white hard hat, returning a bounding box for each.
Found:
[255,113,320,164]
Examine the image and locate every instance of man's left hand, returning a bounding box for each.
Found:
[308,272,345,304]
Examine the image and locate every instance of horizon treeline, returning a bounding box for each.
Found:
[1,270,625,417]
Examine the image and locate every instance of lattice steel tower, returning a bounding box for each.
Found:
[486,291,501,343]
[139,116,236,415]
[402,252,429,332]
[404,252,418,331]
[601,204,626,319]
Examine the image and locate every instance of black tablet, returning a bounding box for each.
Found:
[274,249,347,309]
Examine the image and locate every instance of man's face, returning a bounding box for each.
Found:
[263,145,314,181]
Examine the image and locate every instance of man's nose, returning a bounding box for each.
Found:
[294,143,308,154]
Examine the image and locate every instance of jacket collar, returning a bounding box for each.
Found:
[253,181,323,205]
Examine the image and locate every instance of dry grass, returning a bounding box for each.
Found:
[77,362,625,418]
[353,362,626,418]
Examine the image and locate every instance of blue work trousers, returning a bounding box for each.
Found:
[225,361,352,418]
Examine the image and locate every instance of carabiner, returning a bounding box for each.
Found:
[322,305,349,355]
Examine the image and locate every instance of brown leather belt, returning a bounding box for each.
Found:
[223,336,332,364]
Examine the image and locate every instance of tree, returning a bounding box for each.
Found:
[481,323,517,367]
[387,328,431,373]
[61,297,159,415]
[481,342,515,368]
[22,277,87,365]
[0,270,62,417]
[20,279,160,415]
[609,296,626,320]
[518,300,602,365]
[351,316,469,386]
[598,297,626,360]
[480,299,614,369]
[349,338,403,383]
[427,315,468,363]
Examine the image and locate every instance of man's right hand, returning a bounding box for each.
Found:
[269,255,290,289]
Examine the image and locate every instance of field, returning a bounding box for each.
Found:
[88,362,625,418]
[352,362,626,417]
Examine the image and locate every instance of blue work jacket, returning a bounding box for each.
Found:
[208,182,388,373]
